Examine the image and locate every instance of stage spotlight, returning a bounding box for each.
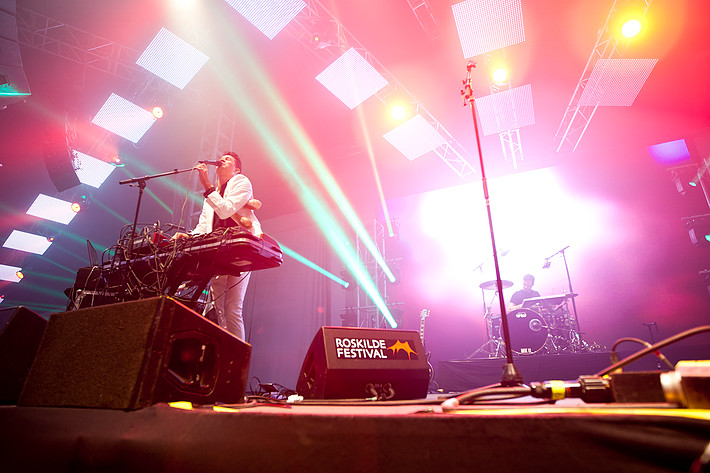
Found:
[71,202,81,213]
[16,270,24,280]
[492,67,508,83]
[621,19,642,38]
[683,214,710,247]
[26,194,80,225]
[0,265,23,283]
[152,106,164,119]
[390,104,407,121]
[3,230,53,255]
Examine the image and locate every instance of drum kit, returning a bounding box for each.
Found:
[469,279,583,358]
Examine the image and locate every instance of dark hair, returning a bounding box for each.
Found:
[523,274,535,284]
[221,151,242,173]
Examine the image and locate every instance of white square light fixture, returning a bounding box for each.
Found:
[475,84,535,136]
[383,114,448,161]
[3,230,52,255]
[73,151,116,188]
[26,194,79,225]
[224,0,306,40]
[452,0,525,58]
[0,264,23,283]
[136,28,209,90]
[316,47,388,110]
[91,93,157,144]
[578,58,658,106]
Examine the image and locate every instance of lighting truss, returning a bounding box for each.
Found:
[554,0,654,153]
[91,93,157,144]
[16,7,206,100]
[382,114,447,161]
[26,194,79,225]
[0,264,23,283]
[404,0,441,40]
[136,28,209,90]
[3,230,52,255]
[284,0,476,177]
[452,0,526,58]
[16,7,143,83]
[316,47,388,110]
[224,0,306,40]
[73,151,117,188]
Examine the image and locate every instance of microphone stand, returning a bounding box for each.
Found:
[119,167,194,258]
[544,245,583,349]
[461,62,522,386]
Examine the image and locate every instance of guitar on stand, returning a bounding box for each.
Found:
[419,309,437,389]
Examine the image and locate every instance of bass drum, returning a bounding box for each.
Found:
[506,308,548,355]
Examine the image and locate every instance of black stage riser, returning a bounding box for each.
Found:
[439,340,710,392]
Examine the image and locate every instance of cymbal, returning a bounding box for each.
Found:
[479,280,513,291]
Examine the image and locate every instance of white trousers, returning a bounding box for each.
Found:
[208,272,250,341]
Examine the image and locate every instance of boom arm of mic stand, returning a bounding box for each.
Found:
[461,66,522,387]
[119,167,195,257]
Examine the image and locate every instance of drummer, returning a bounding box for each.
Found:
[509,274,540,310]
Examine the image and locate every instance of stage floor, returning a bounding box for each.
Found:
[1,398,709,473]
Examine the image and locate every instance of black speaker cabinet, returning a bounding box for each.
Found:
[18,296,251,410]
[296,326,428,400]
[0,306,47,404]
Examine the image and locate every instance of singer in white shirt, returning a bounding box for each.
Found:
[175,152,261,341]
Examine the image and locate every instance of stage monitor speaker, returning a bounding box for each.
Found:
[296,326,428,400]
[0,0,32,110]
[18,296,251,410]
[0,306,47,404]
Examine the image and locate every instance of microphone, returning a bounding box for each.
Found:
[198,160,220,166]
[542,259,551,269]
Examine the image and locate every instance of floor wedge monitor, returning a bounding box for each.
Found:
[18,296,251,410]
[296,326,428,400]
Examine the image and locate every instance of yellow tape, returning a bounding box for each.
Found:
[549,380,566,401]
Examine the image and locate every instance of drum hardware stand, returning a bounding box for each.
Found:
[461,62,522,386]
[468,290,505,359]
[544,246,585,352]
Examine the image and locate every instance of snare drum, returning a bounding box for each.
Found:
[506,308,548,355]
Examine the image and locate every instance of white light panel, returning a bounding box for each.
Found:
[452,0,525,58]
[476,84,535,136]
[136,28,209,89]
[73,151,116,188]
[316,48,388,110]
[26,194,78,225]
[0,264,23,283]
[224,0,306,40]
[3,230,52,255]
[383,114,448,161]
[578,59,658,107]
[91,93,157,144]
